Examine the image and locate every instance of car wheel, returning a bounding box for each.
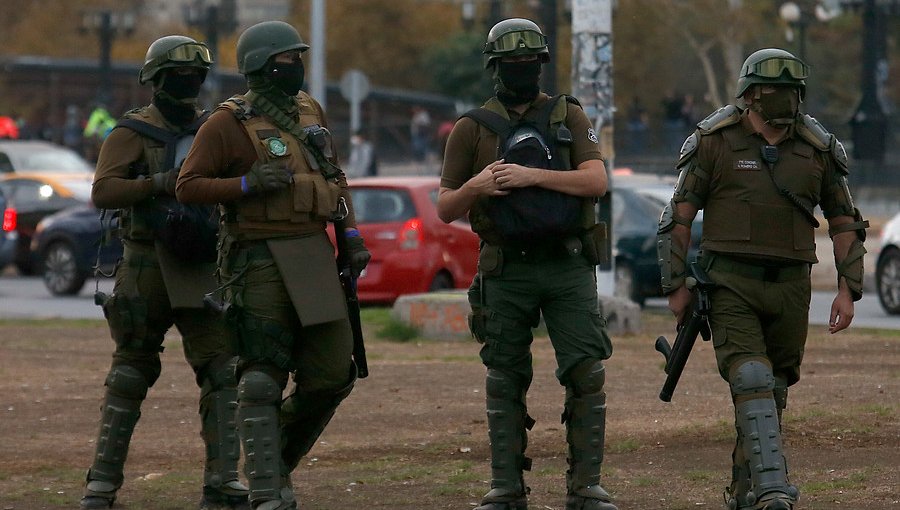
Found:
[428,271,453,292]
[42,241,87,296]
[615,261,644,306]
[876,247,900,315]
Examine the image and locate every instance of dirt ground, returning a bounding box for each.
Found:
[0,310,897,510]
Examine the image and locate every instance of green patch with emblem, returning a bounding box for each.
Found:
[265,137,289,157]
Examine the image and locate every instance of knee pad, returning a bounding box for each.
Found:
[729,359,774,398]
[486,369,526,402]
[202,356,239,394]
[237,370,282,406]
[105,365,149,400]
[568,358,606,396]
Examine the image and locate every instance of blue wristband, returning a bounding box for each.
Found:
[344,228,360,238]
[241,175,249,194]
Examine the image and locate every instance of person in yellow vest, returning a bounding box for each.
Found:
[657,48,869,510]
[177,21,369,510]
[81,36,248,509]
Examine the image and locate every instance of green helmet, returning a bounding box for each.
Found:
[236,21,309,75]
[483,18,550,69]
[139,35,212,85]
[735,48,808,99]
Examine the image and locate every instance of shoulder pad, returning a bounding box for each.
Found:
[677,132,700,167]
[550,95,571,125]
[218,95,255,120]
[831,137,849,175]
[482,97,509,118]
[564,95,582,107]
[796,114,832,151]
[697,105,742,135]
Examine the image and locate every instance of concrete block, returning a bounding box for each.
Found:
[392,290,641,340]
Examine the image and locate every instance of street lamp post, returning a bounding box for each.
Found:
[778,2,809,62]
[81,9,135,105]
[185,0,237,110]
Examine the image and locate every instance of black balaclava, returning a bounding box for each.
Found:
[750,86,800,127]
[247,58,305,116]
[495,59,542,107]
[153,69,203,126]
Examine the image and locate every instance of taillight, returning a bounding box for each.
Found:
[2,207,15,232]
[399,218,423,250]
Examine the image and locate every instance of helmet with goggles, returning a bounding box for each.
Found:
[236,21,309,75]
[139,35,212,85]
[483,18,550,69]
[735,48,807,99]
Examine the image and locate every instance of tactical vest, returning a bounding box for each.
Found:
[697,109,830,263]
[219,92,342,239]
[464,96,596,245]
[117,105,207,242]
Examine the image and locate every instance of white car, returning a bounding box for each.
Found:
[875,212,900,315]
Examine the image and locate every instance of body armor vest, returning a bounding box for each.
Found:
[118,105,206,242]
[465,96,596,246]
[219,93,342,240]
[699,119,826,263]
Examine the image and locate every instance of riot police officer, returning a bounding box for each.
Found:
[657,48,868,510]
[176,21,370,510]
[82,36,248,509]
[437,18,617,510]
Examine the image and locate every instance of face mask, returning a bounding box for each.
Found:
[496,60,542,105]
[752,87,799,127]
[265,60,305,97]
[161,70,204,100]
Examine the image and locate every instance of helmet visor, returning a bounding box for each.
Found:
[162,43,213,65]
[749,57,808,80]
[485,30,546,54]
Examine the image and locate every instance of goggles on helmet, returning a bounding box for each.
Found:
[485,30,546,54]
[155,43,213,66]
[746,57,808,80]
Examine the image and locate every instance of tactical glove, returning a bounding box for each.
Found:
[345,235,371,278]
[243,161,292,195]
[151,168,179,196]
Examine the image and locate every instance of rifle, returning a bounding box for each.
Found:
[332,197,369,379]
[654,261,714,402]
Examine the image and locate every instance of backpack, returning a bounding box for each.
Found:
[462,95,582,243]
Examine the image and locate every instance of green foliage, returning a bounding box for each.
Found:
[361,307,420,342]
[423,31,494,104]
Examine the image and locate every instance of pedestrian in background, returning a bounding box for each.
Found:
[657,48,869,510]
[81,35,248,510]
[437,17,617,510]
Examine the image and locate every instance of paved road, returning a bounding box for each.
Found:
[1,275,898,330]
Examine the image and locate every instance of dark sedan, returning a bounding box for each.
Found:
[31,205,121,295]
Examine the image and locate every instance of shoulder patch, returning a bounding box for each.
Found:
[796,114,831,151]
[697,105,742,135]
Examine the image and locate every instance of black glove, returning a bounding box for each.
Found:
[243,161,292,195]
[345,235,371,278]
[151,168,179,196]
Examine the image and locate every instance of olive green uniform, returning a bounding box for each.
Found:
[85,104,244,506]
[177,90,357,508]
[442,92,614,508]
[670,106,864,509]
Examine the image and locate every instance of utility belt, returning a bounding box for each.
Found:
[704,253,810,282]
[496,236,583,263]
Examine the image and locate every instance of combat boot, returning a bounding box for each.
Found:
[564,361,617,510]
[199,359,249,509]
[723,437,751,510]
[475,369,533,510]
[81,366,148,509]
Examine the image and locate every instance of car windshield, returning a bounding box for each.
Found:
[350,188,416,224]
[2,146,94,173]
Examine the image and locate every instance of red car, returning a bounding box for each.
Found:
[329,176,480,304]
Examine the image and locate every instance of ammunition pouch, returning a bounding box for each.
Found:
[236,313,295,372]
[580,222,609,266]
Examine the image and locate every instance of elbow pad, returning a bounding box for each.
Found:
[657,200,689,295]
[836,239,866,301]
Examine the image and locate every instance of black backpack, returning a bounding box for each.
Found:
[462,96,582,243]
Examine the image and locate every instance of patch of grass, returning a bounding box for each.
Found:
[0,318,106,328]
[858,403,895,417]
[376,319,420,342]
[632,476,658,487]
[609,437,641,453]
[684,470,716,482]
[801,470,869,494]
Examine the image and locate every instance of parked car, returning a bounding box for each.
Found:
[610,174,703,305]
[0,140,94,174]
[875,211,900,315]
[0,187,18,270]
[0,172,94,274]
[333,176,481,304]
[31,204,121,295]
